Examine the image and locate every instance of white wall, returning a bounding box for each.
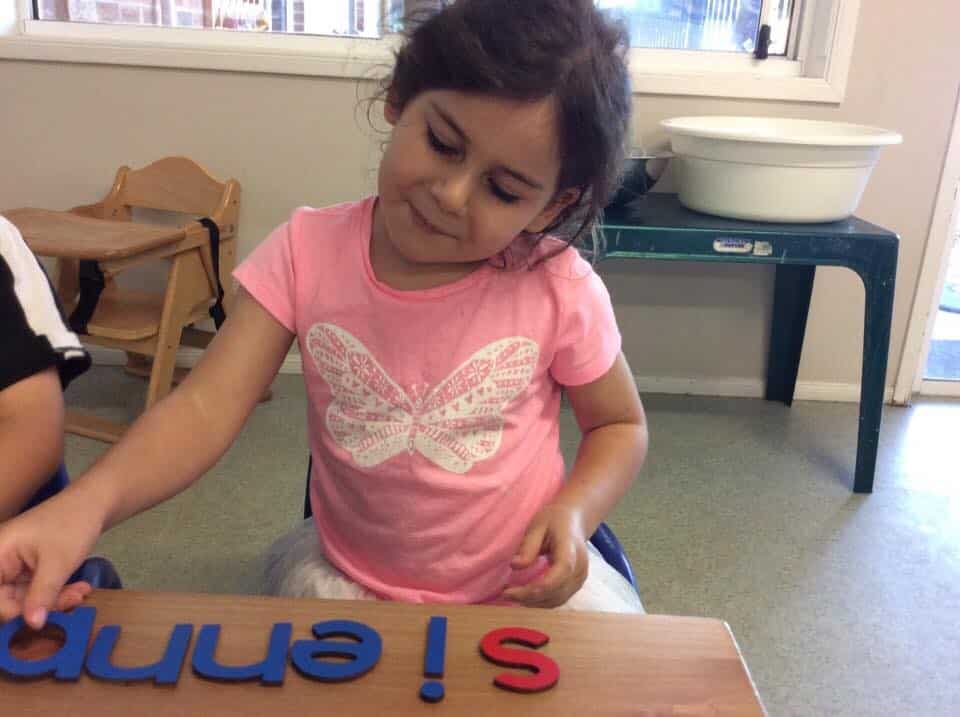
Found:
[2,0,959,399]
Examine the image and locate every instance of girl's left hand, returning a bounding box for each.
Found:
[502,502,589,608]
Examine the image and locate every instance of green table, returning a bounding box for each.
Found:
[601,193,899,494]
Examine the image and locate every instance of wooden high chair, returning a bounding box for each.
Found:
[5,157,241,443]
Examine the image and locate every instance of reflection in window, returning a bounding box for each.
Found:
[35,1,794,52]
[34,1,445,38]
[597,1,794,54]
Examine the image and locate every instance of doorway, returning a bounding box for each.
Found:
[924,234,960,383]
[894,88,960,402]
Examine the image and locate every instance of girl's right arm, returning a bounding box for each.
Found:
[0,288,294,627]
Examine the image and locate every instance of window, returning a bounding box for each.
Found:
[30,1,441,37]
[598,0,794,55]
[2,1,859,103]
[33,1,794,51]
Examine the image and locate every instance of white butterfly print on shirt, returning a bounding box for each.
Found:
[306,324,539,474]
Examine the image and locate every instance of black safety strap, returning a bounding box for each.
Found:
[67,260,105,335]
[67,218,227,334]
[198,217,227,330]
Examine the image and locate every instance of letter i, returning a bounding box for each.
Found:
[419,616,447,703]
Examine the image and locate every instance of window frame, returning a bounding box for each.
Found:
[0,0,859,103]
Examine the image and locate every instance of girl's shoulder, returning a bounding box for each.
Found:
[285,197,375,245]
[523,237,597,283]
[513,238,612,314]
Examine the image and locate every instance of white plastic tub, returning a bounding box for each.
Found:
[661,116,902,223]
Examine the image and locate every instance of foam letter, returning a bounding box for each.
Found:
[86,623,192,684]
[0,606,96,681]
[479,626,559,693]
[192,622,291,685]
[290,620,381,682]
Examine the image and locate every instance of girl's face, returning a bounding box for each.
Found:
[376,90,576,271]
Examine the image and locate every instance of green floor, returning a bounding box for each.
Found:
[64,368,960,716]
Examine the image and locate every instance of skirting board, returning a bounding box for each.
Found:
[629,376,894,403]
[87,347,895,404]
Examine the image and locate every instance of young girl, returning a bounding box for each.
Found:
[0,0,648,628]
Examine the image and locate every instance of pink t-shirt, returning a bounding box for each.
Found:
[234,197,621,604]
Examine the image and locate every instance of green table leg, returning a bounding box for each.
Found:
[766,264,816,406]
[852,243,898,493]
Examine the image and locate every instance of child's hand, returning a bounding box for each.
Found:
[502,502,589,608]
[0,579,92,624]
[0,499,102,629]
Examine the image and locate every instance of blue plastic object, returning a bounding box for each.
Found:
[423,616,446,678]
[420,680,445,703]
[289,620,382,682]
[68,557,123,590]
[22,463,70,512]
[0,606,96,681]
[589,522,639,593]
[420,615,447,702]
[192,622,292,685]
[87,623,193,684]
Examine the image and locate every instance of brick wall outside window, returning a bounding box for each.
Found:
[35,1,449,34]
[37,0,263,29]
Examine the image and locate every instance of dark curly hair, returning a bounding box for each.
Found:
[381,0,632,260]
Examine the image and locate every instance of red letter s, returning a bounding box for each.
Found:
[479,627,559,693]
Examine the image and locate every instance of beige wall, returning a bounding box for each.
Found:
[2,0,959,396]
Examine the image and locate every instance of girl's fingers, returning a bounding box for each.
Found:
[504,540,586,606]
[0,583,25,622]
[511,522,548,569]
[23,558,74,629]
[54,582,92,611]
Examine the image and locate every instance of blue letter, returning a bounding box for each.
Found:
[0,606,96,681]
[290,620,382,682]
[86,624,192,684]
[192,622,292,685]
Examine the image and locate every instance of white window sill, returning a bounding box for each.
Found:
[0,11,855,104]
[0,20,398,79]
[629,49,843,103]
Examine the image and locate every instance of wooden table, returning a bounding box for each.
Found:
[0,590,766,716]
[4,208,190,260]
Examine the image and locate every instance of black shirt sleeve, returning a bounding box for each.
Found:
[0,216,90,392]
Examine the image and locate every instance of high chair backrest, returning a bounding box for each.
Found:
[88,157,241,302]
[96,157,241,237]
[123,157,231,216]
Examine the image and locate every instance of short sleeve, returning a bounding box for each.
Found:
[0,217,90,391]
[233,220,298,333]
[549,263,622,387]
